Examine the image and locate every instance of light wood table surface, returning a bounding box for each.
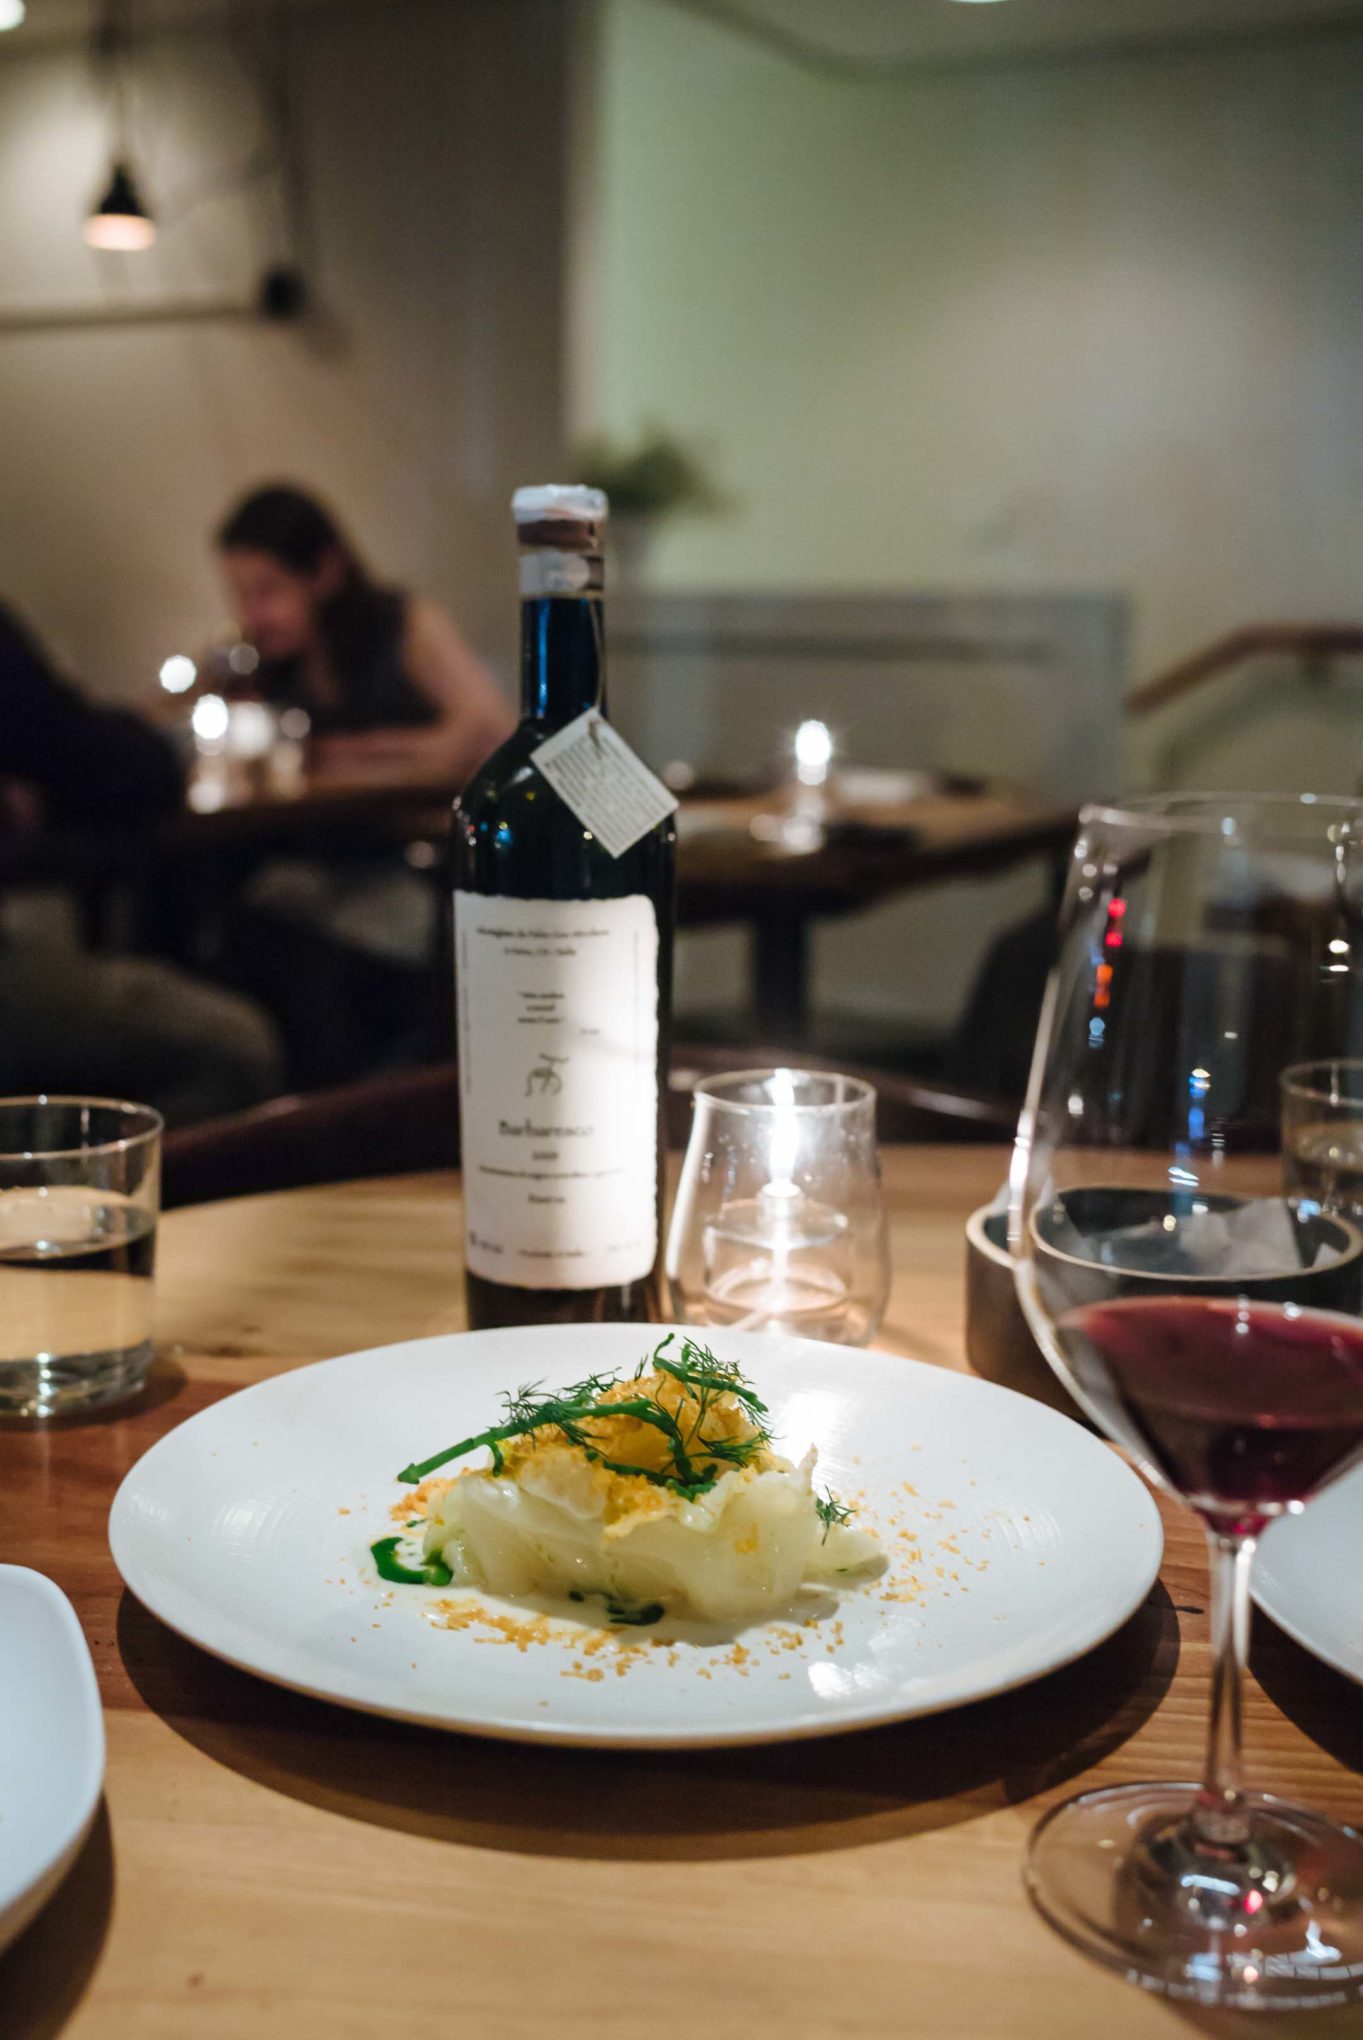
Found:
[3,1148,1362,2039]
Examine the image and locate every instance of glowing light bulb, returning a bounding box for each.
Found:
[159,654,197,694]
[0,1,27,31]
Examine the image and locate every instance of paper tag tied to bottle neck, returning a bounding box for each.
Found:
[530,710,678,859]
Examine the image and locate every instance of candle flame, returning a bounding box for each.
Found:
[794,719,833,787]
[768,1067,799,1187]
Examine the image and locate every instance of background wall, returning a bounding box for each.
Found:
[591,3,1363,693]
[0,0,573,699]
[585,2,1363,1034]
[5,0,1362,1043]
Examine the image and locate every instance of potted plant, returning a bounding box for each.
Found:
[570,427,728,585]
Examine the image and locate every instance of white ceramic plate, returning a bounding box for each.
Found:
[109,1326,1163,1748]
[1255,1464,1363,1686]
[0,1567,105,1955]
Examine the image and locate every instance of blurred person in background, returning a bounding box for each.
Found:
[213,485,513,1082]
[0,602,284,1126]
[217,483,512,777]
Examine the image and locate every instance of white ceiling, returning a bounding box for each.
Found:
[7,0,1363,59]
[702,0,1363,66]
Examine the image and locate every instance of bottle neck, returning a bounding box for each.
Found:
[519,595,606,727]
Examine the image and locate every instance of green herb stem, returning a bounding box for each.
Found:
[396,1336,771,1497]
[815,1491,855,1541]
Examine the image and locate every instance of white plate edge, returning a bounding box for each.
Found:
[0,1566,105,1951]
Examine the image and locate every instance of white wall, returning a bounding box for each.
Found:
[7,2,1362,1041]
[0,0,574,698]
[592,5,1363,692]
[586,7,1363,1033]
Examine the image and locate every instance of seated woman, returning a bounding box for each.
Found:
[216,483,513,780]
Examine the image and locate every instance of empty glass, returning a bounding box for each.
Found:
[0,1096,161,1417]
[666,1069,889,1343]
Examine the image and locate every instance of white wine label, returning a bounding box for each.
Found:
[519,549,593,597]
[455,892,660,1290]
[531,710,678,859]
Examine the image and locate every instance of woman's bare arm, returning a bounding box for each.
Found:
[312,599,514,781]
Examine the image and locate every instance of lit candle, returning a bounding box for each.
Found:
[766,1066,798,1188]
[751,1069,802,1324]
[678,1068,886,1345]
[714,1069,850,1333]
[793,719,833,789]
[764,720,834,855]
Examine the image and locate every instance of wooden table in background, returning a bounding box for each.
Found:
[4,1148,1361,2039]
[676,785,1076,1036]
[6,770,1075,1040]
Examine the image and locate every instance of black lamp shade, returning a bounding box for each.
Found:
[84,161,156,250]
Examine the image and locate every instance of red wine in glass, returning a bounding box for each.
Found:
[1010,793,1363,2008]
[1058,1294,1363,1536]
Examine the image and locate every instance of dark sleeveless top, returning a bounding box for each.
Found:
[255,589,436,735]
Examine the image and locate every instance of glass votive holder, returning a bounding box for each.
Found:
[666,1068,890,1345]
[1282,1059,1363,1227]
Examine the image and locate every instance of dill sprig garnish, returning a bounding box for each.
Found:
[396,1333,772,1498]
[814,1491,854,1541]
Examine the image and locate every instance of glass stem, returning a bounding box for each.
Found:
[1193,1528,1256,1852]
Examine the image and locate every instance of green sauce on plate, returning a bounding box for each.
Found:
[370,1535,452,1588]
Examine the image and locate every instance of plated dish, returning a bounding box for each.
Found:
[1255,1461,1363,1687]
[385,1333,882,1625]
[109,1324,1163,1748]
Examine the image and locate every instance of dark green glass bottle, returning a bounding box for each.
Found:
[452,486,675,1328]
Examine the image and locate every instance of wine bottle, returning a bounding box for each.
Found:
[452,484,675,1328]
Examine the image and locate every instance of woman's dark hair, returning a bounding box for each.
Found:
[217,483,364,579]
[216,483,404,701]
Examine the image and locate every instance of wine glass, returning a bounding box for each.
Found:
[1010,794,1363,2010]
[1282,1059,1363,1227]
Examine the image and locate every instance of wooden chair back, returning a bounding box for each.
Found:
[163,1049,1016,1209]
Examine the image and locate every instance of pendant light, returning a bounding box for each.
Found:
[84,0,155,251]
[83,160,155,250]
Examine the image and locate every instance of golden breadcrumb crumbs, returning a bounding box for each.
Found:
[391,1477,452,1526]
[481,1369,779,1531]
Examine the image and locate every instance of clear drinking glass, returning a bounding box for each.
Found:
[1010,795,1363,2009]
[1282,1060,1363,1227]
[666,1068,889,1344]
[0,1096,162,1418]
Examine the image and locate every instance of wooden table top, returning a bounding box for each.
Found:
[165,765,1077,920]
[675,785,1076,924]
[0,772,1074,931]
[4,1147,1360,2039]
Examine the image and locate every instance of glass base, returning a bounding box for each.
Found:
[1027,1783,1363,2010]
[0,1339,154,1418]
